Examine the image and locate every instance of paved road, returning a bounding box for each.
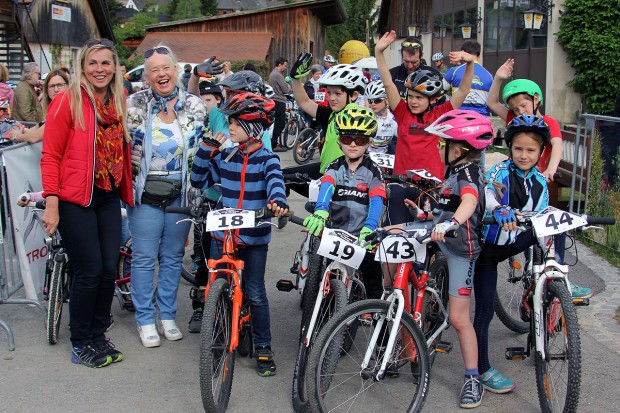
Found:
[1,148,618,412]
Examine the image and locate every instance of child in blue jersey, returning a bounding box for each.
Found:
[473,114,550,395]
[303,106,386,301]
[424,110,494,409]
[190,92,288,377]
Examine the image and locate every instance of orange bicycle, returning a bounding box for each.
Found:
[167,203,291,413]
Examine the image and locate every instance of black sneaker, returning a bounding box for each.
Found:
[188,309,203,334]
[460,375,484,408]
[93,339,124,363]
[255,346,276,377]
[71,344,112,368]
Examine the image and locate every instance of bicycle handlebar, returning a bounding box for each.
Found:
[364,226,457,246]
[289,215,305,226]
[482,214,616,226]
[19,194,46,210]
[383,174,441,188]
[282,172,312,184]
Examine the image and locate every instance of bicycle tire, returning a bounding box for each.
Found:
[340,277,366,354]
[116,238,134,311]
[420,252,449,367]
[46,259,66,345]
[299,249,324,338]
[535,280,581,413]
[283,118,300,149]
[237,300,253,357]
[293,128,317,165]
[181,262,197,285]
[306,299,430,413]
[292,278,347,412]
[200,278,235,413]
[299,236,321,311]
[494,252,530,334]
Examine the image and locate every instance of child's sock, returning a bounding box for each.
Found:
[465,368,479,377]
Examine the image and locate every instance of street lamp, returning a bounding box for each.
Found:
[434,24,448,39]
[459,22,474,39]
[372,33,380,44]
[407,23,422,38]
[523,1,554,30]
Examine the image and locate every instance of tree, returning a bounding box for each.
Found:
[326,0,377,60]
[200,0,218,16]
[112,1,158,67]
[170,0,203,21]
[106,0,125,26]
[557,0,620,115]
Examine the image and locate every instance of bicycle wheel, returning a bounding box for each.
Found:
[307,299,430,413]
[293,128,317,165]
[299,248,324,335]
[299,236,321,310]
[200,278,235,413]
[292,278,347,412]
[116,238,134,311]
[283,118,300,149]
[420,252,449,366]
[341,277,366,354]
[237,299,253,357]
[46,259,66,345]
[494,252,530,334]
[534,280,581,413]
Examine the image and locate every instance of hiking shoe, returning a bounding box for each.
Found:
[255,346,277,377]
[93,338,124,363]
[460,375,484,408]
[71,344,112,368]
[480,367,515,394]
[188,309,203,333]
[570,282,592,299]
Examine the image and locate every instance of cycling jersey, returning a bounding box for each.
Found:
[483,159,549,245]
[315,102,361,173]
[442,61,493,116]
[369,110,398,155]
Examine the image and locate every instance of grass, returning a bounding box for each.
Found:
[575,232,620,269]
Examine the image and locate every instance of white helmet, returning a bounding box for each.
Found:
[365,80,387,100]
[264,84,275,99]
[323,54,336,64]
[432,52,444,62]
[319,64,368,93]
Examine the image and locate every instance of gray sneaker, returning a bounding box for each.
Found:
[460,375,484,408]
[188,309,203,333]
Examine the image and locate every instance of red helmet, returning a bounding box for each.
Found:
[425,110,494,149]
[219,92,275,128]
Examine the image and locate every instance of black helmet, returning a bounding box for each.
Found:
[199,82,223,97]
[218,70,265,95]
[504,114,551,149]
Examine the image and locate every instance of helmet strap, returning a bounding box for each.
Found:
[444,141,470,179]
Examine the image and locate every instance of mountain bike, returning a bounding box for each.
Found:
[166,203,291,413]
[293,125,322,165]
[282,95,306,149]
[495,207,615,413]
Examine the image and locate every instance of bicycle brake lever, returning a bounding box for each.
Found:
[582,225,603,231]
[175,218,195,225]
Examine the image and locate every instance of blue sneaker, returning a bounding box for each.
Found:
[570,282,592,299]
[71,344,112,368]
[480,367,516,394]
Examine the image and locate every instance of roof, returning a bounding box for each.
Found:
[136,32,273,62]
[145,0,346,30]
[218,0,286,9]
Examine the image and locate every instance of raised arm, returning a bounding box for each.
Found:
[375,31,401,111]
[187,57,224,96]
[447,51,475,109]
[487,58,514,120]
[289,53,318,118]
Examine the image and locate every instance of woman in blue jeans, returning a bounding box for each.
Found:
[126,45,208,348]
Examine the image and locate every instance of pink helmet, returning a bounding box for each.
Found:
[425,110,494,149]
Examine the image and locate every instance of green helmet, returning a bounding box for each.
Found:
[502,79,543,105]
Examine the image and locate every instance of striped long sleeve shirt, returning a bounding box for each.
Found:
[190,142,287,245]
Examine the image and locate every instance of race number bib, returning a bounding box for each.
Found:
[531,207,587,237]
[374,233,427,263]
[315,91,326,103]
[370,152,395,169]
[317,229,366,269]
[205,209,256,231]
[406,169,442,183]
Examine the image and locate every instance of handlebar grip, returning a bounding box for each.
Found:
[553,172,562,179]
[35,200,47,210]
[165,206,193,215]
[289,215,305,226]
[586,216,616,225]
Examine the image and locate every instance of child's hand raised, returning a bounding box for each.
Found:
[375,31,397,54]
[495,58,514,80]
[448,51,475,66]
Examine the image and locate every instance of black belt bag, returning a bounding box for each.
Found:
[141,176,182,208]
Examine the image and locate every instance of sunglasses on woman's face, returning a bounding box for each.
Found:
[85,39,114,49]
[339,135,370,146]
[144,47,171,59]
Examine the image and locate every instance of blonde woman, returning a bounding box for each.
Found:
[40,39,134,368]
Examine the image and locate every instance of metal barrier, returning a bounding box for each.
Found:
[0,143,45,351]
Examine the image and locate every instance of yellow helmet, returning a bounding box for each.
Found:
[338,40,370,65]
[334,106,378,136]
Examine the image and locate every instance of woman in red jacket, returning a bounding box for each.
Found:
[40,39,133,368]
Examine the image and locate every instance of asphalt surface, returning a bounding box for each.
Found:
[1,149,619,413]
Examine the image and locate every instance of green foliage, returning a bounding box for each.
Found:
[171,0,203,21]
[106,0,125,26]
[557,0,620,115]
[112,1,158,68]
[326,0,377,58]
[200,0,218,16]
[230,60,270,80]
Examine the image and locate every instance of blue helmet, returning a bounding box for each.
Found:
[504,114,551,148]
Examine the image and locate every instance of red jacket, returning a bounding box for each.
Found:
[41,85,134,206]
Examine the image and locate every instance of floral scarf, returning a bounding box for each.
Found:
[93,95,124,191]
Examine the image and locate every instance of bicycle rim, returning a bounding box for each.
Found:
[535,281,581,413]
[307,299,430,413]
[200,278,235,413]
[494,252,530,334]
[420,253,449,365]
[46,260,65,345]
[341,277,366,354]
[116,238,133,311]
[294,129,316,165]
[285,119,299,149]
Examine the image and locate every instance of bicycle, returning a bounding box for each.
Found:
[166,203,291,413]
[293,124,323,165]
[304,225,455,413]
[492,207,615,413]
[282,95,307,149]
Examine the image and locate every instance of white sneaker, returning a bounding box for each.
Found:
[138,324,161,348]
[158,319,183,341]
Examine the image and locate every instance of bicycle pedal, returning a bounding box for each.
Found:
[276,279,295,292]
[572,297,590,306]
[290,264,299,274]
[505,347,527,361]
[434,341,452,354]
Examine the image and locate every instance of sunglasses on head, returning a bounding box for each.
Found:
[85,39,114,49]
[339,135,370,146]
[144,47,171,59]
[368,98,384,104]
[401,41,422,49]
